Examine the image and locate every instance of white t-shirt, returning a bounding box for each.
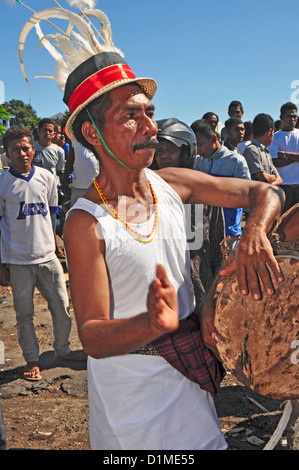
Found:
[0,165,57,264]
[268,129,299,184]
[238,140,251,155]
[33,141,65,176]
[71,141,99,189]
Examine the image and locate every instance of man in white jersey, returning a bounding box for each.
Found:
[0,127,85,381]
[268,102,299,213]
[19,5,285,450]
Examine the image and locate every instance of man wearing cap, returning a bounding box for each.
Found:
[60,51,285,449]
[20,6,285,450]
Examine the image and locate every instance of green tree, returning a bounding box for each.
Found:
[0,105,11,137]
[56,110,71,132]
[2,99,40,129]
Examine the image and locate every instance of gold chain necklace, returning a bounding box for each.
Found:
[93,178,159,243]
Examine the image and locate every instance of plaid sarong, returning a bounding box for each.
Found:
[150,313,225,398]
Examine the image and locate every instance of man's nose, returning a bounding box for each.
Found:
[141,115,157,136]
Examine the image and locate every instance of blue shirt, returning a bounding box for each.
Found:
[194,145,251,236]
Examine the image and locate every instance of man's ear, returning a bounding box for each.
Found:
[81,121,100,146]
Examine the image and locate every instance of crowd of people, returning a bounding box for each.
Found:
[1,62,299,450]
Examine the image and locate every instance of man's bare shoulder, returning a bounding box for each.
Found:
[64,206,99,236]
[64,206,105,256]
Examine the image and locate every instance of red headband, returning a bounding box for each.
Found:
[68,63,136,113]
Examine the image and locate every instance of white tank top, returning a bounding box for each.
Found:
[70,168,195,319]
[69,169,227,451]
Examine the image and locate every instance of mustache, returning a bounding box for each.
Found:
[133,138,159,152]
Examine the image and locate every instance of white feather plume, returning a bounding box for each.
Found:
[5,0,18,5]
[35,24,62,62]
[67,0,97,9]
[19,6,122,91]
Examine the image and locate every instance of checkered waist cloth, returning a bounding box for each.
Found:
[130,313,225,397]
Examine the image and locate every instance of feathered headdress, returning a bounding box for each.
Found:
[17,0,157,140]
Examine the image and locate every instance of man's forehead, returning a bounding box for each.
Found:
[158,139,178,149]
[284,110,297,117]
[9,136,33,148]
[110,85,154,108]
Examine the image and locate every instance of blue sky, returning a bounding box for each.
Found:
[1,0,299,127]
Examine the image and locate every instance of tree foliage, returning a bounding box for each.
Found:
[56,110,71,131]
[0,105,11,137]
[2,99,40,129]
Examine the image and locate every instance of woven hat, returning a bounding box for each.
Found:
[18,4,157,141]
[63,51,157,141]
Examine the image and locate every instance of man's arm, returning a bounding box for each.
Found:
[0,194,11,286]
[0,235,10,287]
[157,167,283,212]
[0,258,10,287]
[63,210,178,359]
[243,146,282,184]
[251,170,283,185]
[268,136,299,167]
[157,167,285,300]
[61,143,75,196]
[56,147,66,185]
[275,151,299,166]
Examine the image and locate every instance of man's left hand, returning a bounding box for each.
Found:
[219,227,284,300]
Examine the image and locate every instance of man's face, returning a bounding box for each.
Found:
[195,133,215,159]
[229,106,243,119]
[265,128,274,147]
[226,123,245,146]
[52,125,62,144]
[6,136,34,174]
[281,109,298,131]
[97,85,158,169]
[154,140,181,168]
[207,115,218,129]
[39,123,56,144]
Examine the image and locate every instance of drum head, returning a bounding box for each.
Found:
[214,257,299,400]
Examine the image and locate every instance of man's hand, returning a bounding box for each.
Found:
[147,264,179,334]
[220,225,284,300]
[0,264,11,287]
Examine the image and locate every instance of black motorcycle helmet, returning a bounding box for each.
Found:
[154,118,197,169]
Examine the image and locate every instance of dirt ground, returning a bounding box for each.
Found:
[0,264,291,451]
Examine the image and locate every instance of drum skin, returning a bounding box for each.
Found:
[275,203,299,243]
[214,257,299,400]
[213,204,299,400]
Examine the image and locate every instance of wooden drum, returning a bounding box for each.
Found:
[214,204,299,400]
